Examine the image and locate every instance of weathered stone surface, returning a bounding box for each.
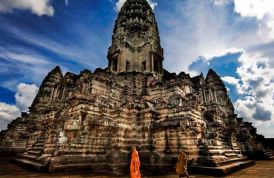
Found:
[0,0,270,176]
[108,0,163,76]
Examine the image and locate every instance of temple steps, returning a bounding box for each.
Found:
[11,157,48,172]
[264,151,274,160]
[30,148,43,153]
[35,143,45,147]
[11,136,48,171]
[31,147,44,151]
[212,157,249,167]
[21,154,38,160]
[208,149,240,154]
[189,160,255,176]
[26,150,42,156]
[225,153,240,159]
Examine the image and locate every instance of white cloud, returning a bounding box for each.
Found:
[0,48,50,66]
[0,83,38,131]
[160,1,248,73]
[253,120,274,138]
[115,0,126,11]
[236,51,274,95]
[235,96,274,138]
[158,0,273,73]
[0,102,20,131]
[115,0,157,12]
[147,0,157,10]
[221,76,245,94]
[213,0,231,6]
[0,103,20,123]
[164,0,274,136]
[204,48,243,61]
[234,96,255,121]
[15,83,38,112]
[234,0,274,40]
[157,1,274,137]
[222,76,239,85]
[234,51,274,137]
[234,0,274,19]
[0,0,54,16]
[188,49,274,137]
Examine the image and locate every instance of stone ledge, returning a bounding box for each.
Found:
[0,147,25,157]
[188,160,255,176]
[10,158,48,172]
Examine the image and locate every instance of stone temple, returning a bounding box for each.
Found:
[0,0,273,176]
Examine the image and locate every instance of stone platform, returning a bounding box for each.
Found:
[10,156,255,176]
[1,158,274,178]
[189,160,255,176]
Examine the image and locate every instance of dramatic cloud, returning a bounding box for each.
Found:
[159,0,274,137]
[0,83,38,131]
[221,76,244,94]
[235,96,274,138]
[115,0,157,12]
[234,0,274,19]
[235,51,274,122]
[0,0,54,16]
[234,0,274,40]
[159,1,252,73]
[253,104,272,121]
[188,49,274,137]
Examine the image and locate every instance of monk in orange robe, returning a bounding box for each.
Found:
[130,145,141,178]
[176,151,189,178]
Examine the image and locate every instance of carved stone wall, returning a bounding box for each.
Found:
[0,67,263,173]
[108,0,163,75]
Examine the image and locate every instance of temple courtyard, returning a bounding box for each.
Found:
[0,158,273,178]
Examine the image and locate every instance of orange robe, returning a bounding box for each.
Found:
[176,152,187,176]
[130,149,141,178]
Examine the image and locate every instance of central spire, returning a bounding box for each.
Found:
[107,0,164,76]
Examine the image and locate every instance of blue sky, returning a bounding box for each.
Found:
[0,0,274,137]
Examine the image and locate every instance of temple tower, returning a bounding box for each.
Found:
[107,0,164,76]
[30,66,63,112]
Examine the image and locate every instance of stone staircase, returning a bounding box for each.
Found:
[189,159,255,176]
[190,144,255,176]
[264,150,274,160]
[11,136,50,171]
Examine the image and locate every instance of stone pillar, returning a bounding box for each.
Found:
[203,89,207,103]
[151,54,154,72]
[214,90,218,103]
[210,89,214,102]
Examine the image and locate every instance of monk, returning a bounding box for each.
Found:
[176,151,189,178]
[130,145,141,178]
